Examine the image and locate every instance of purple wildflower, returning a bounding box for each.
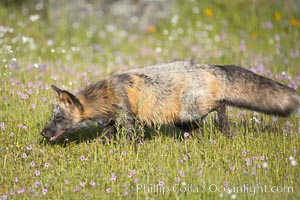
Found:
[35,181,41,188]
[242,151,247,156]
[263,21,273,29]
[44,162,50,168]
[73,186,81,193]
[34,170,40,176]
[42,188,48,195]
[30,161,35,167]
[106,188,111,193]
[272,117,278,123]
[158,180,164,187]
[110,173,117,181]
[184,132,190,139]
[128,173,132,178]
[80,155,87,161]
[90,181,96,187]
[245,158,251,166]
[223,181,228,187]
[178,170,185,177]
[80,182,86,187]
[257,164,261,168]
[17,188,25,194]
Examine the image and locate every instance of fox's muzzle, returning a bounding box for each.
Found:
[40,127,53,140]
[40,126,66,141]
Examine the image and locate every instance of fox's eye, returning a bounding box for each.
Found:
[55,116,64,121]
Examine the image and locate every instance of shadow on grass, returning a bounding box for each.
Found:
[39,124,189,147]
[39,117,282,147]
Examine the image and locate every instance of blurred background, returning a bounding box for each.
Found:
[0,0,300,85]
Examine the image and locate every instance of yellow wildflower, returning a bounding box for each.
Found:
[205,8,213,17]
[290,18,297,26]
[274,12,281,21]
[146,26,157,33]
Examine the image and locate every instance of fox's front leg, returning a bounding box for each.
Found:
[101,119,117,140]
[116,111,140,141]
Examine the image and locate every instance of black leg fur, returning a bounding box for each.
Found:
[215,101,234,138]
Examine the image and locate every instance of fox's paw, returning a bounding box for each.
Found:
[101,125,117,140]
[225,130,235,139]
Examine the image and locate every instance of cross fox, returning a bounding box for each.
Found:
[40,60,300,141]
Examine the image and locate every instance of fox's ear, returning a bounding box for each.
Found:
[51,85,83,112]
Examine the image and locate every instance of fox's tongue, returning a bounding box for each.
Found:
[50,130,66,141]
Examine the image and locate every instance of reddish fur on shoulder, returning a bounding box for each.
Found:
[126,75,181,126]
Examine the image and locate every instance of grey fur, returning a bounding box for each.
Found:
[41,60,300,141]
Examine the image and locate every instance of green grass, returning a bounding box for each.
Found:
[0,0,300,199]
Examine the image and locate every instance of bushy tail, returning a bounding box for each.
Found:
[219,65,300,117]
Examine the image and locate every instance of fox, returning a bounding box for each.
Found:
[40,60,300,141]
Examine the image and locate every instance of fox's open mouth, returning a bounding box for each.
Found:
[50,130,66,141]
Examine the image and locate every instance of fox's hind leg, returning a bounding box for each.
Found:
[215,101,234,138]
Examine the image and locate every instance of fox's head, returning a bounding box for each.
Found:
[40,85,87,141]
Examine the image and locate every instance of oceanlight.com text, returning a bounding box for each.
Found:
[209,183,293,195]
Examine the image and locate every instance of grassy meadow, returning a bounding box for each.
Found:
[0,0,300,199]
